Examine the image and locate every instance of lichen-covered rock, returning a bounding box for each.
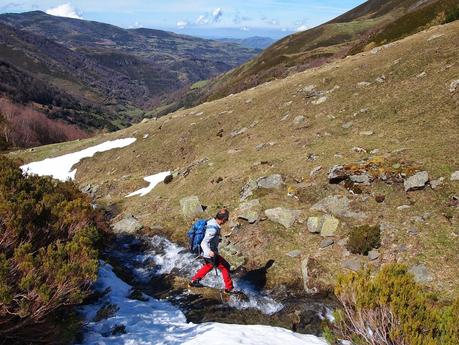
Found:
[265,207,301,228]
[409,264,433,283]
[320,215,340,237]
[240,179,258,201]
[307,217,321,233]
[180,196,203,218]
[257,174,284,189]
[112,215,143,234]
[311,195,367,220]
[237,199,261,224]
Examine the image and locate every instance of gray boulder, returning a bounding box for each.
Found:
[265,207,301,228]
[409,264,433,284]
[257,174,284,189]
[328,165,347,184]
[307,217,321,233]
[320,215,340,237]
[350,174,371,185]
[180,196,204,218]
[320,239,334,249]
[112,215,143,234]
[237,199,261,224]
[240,180,258,201]
[404,171,429,191]
[342,258,362,272]
[451,171,459,181]
[430,177,445,189]
[368,249,380,261]
[286,250,302,258]
[293,115,305,125]
[311,195,367,220]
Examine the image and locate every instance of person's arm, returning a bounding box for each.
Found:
[201,226,217,257]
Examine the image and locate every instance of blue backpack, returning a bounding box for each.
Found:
[187,219,208,254]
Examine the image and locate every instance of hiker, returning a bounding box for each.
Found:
[188,209,234,293]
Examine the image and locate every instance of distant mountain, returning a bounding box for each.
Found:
[216,37,276,50]
[165,0,459,112]
[0,11,259,147]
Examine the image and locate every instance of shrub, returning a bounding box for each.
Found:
[0,156,103,344]
[346,225,381,255]
[328,264,459,345]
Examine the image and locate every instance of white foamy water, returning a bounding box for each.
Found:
[21,138,137,181]
[78,261,327,345]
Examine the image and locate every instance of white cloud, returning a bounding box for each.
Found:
[46,3,82,19]
[195,8,223,26]
[241,26,250,31]
[212,7,223,22]
[176,20,188,29]
[296,25,308,32]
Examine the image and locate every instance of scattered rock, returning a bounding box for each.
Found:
[342,121,353,129]
[237,199,261,224]
[449,80,459,93]
[293,115,305,125]
[404,171,429,191]
[286,250,302,258]
[163,174,173,184]
[312,96,327,105]
[310,166,322,177]
[349,173,371,185]
[227,148,241,154]
[180,196,204,218]
[265,207,301,228]
[397,205,411,210]
[328,165,347,183]
[319,238,334,249]
[407,227,419,236]
[320,215,340,237]
[409,264,433,283]
[451,171,459,181]
[352,146,367,153]
[359,131,374,136]
[112,215,143,234]
[230,127,248,137]
[375,75,386,83]
[81,184,100,198]
[257,174,284,189]
[368,249,380,261]
[430,177,444,189]
[375,195,386,203]
[342,258,362,272]
[307,217,321,234]
[240,180,258,201]
[357,81,371,88]
[416,71,427,78]
[311,195,367,220]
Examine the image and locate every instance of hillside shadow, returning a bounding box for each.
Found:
[239,259,275,292]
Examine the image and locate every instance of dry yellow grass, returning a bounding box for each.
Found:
[11,21,459,295]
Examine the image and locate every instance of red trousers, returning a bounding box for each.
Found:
[192,255,233,290]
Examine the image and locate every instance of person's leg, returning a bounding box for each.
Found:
[216,255,233,291]
[191,260,213,282]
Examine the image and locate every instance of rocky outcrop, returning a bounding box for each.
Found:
[311,195,367,221]
[265,207,301,228]
[112,215,143,234]
[180,196,203,218]
[404,171,429,191]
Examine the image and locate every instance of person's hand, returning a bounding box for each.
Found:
[209,251,215,257]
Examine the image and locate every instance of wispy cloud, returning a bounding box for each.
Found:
[46,3,82,19]
[195,7,223,25]
[176,20,188,29]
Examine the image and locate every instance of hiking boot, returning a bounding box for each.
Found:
[188,280,203,288]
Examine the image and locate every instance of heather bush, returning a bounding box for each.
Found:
[346,225,381,255]
[0,157,103,344]
[327,264,459,345]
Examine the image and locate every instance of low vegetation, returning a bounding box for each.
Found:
[0,157,105,344]
[325,264,459,345]
[346,225,381,255]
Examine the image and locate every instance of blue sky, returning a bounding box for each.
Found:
[0,1,366,39]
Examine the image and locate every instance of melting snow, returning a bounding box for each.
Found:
[78,261,327,345]
[126,171,171,197]
[21,138,137,181]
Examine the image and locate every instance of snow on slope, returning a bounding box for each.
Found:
[126,171,171,197]
[21,138,136,181]
[79,262,327,345]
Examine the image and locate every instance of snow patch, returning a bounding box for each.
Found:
[78,261,327,345]
[126,172,171,197]
[21,138,136,181]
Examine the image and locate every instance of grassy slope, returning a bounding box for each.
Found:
[12,21,459,296]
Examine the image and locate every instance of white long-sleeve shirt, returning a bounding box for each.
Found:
[200,218,221,258]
